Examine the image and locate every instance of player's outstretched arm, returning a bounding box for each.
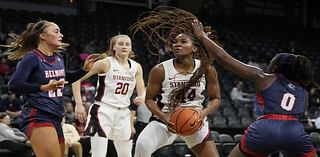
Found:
[192,19,265,83]
[72,58,109,123]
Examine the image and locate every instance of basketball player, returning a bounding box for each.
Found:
[130,8,221,157]
[6,20,99,157]
[72,34,145,157]
[192,19,318,157]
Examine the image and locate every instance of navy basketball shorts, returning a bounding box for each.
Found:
[20,106,64,143]
[240,117,316,157]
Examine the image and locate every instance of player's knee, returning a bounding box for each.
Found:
[134,139,153,156]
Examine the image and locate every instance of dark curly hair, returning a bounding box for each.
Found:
[268,53,314,88]
[129,6,220,109]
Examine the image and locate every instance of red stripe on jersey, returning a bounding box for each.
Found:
[256,92,265,109]
[34,49,57,64]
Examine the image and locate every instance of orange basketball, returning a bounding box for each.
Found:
[169,108,203,136]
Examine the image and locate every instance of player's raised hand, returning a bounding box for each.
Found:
[191,19,206,39]
[82,53,101,72]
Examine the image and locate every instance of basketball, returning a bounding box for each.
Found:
[169,108,203,136]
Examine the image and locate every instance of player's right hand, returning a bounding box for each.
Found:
[161,112,176,133]
[41,79,67,91]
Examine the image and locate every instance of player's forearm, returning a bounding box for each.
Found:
[146,99,166,120]
[65,69,87,84]
[8,79,41,93]
[198,35,227,60]
[202,98,220,117]
[130,111,136,127]
[72,80,83,104]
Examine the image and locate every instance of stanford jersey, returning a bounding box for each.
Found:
[94,57,138,108]
[158,59,206,112]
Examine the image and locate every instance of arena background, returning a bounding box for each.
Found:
[0,0,319,157]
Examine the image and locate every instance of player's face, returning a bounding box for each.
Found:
[113,36,132,58]
[172,34,196,57]
[41,23,64,48]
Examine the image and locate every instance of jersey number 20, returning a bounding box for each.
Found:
[115,82,129,95]
[280,93,295,111]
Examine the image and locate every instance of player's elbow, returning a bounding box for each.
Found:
[8,80,18,92]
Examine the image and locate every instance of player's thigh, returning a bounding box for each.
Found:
[112,108,131,141]
[30,126,61,157]
[135,121,176,151]
[183,118,210,148]
[114,140,132,157]
[191,140,220,157]
[228,144,248,157]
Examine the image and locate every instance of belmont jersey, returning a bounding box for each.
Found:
[23,49,66,116]
[255,74,307,117]
[158,59,206,113]
[94,57,138,108]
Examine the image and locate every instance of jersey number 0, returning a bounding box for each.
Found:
[280,93,296,111]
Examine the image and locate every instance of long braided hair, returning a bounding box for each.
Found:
[130,6,220,110]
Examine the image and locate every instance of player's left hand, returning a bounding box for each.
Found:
[82,54,101,72]
[198,109,205,120]
[164,112,176,133]
[130,126,136,139]
[133,96,145,105]
[191,19,206,39]
[75,102,87,123]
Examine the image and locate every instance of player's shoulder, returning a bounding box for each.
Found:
[23,50,40,61]
[150,62,165,74]
[95,57,110,65]
[92,57,111,73]
[128,58,141,68]
[161,59,173,64]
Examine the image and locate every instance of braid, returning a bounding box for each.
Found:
[130,6,219,110]
[129,6,219,61]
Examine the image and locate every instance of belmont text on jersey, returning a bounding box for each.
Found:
[44,69,65,78]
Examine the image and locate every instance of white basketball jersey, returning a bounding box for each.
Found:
[159,59,206,112]
[94,57,138,108]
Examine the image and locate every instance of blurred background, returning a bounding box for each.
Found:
[0,0,319,157]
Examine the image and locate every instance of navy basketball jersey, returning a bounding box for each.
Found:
[24,49,66,116]
[255,75,306,117]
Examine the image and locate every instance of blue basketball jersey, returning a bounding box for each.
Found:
[254,74,306,117]
[241,75,316,157]
[21,49,66,116]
